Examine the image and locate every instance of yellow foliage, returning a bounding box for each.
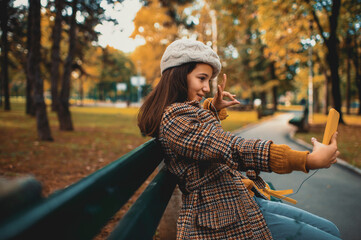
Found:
[294,67,309,87]
[131,43,166,84]
[83,47,103,82]
[313,74,324,85]
[252,80,280,93]
[255,0,313,83]
[130,0,177,41]
[130,0,179,85]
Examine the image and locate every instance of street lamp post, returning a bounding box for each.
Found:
[210,9,218,96]
[204,1,218,96]
[308,21,314,124]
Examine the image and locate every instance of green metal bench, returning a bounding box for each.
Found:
[257,108,274,119]
[288,107,309,132]
[0,139,177,240]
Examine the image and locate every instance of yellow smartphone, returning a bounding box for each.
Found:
[322,108,340,145]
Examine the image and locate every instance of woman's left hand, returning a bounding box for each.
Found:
[306,132,340,170]
[212,74,240,111]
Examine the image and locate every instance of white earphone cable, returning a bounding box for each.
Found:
[203,97,221,122]
[202,96,318,199]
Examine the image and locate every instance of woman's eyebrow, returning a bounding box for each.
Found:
[198,73,210,77]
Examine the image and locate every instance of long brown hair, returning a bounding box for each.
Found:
[138,62,199,137]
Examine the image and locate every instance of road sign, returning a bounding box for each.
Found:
[116,83,127,91]
[131,76,145,87]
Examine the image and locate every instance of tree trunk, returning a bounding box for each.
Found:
[271,87,277,111]
[29,0,53,141]
[324,75,330,114]
[327,48,343,120]
[260,92,266,109]
[346,34,352,115]
[1,0,11,111]
[314,86,320,113]
[352,35,361,115]
[57,0,77,131]
[326,0,343,122]
[26,1,35,116]
[0,75,2,107]
[269,61,278,111]
[50,0,64,112]
[310,0,343,122]
[99,47,109,101]
[0,71,2,107]
[315,54,330,114]
[79,76,84,106]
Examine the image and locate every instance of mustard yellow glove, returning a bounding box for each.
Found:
[203,98,228,120]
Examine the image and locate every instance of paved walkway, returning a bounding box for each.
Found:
[234,113,361,240]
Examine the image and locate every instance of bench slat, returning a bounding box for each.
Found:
[0,139,162,240]
[108,167,177,240]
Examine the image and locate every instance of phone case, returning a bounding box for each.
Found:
[322,108,340,145]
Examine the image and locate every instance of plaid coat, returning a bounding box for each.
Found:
[158,101,274,239]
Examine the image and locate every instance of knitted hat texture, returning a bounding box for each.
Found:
[160,39,221,79]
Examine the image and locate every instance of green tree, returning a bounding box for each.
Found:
[49,0,64,112]
[339,0,361,114]
[205,0,283,108]
[26,1,35,115]
[131,0,194,86]
[99,46,135,101]
[306,0,344,122]
[48,0,125,130]
[0,0,12,110]
[57,0,77,131]
[28,0,53,141]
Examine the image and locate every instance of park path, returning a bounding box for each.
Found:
[234,113,361,240]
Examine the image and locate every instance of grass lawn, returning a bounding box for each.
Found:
[0,103,149,194]
[221,109,259,131]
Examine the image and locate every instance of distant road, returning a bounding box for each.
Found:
[234,113,361,240]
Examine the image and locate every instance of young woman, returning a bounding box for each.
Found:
[138,39,341,240]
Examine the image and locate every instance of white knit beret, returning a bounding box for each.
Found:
[160,39,221,79]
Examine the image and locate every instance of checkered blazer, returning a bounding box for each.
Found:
[158,101,274,239]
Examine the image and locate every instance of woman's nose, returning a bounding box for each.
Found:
[203,82,210,93]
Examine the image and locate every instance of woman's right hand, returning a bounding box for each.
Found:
[306,132,340,170]
[212,74,240,111]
